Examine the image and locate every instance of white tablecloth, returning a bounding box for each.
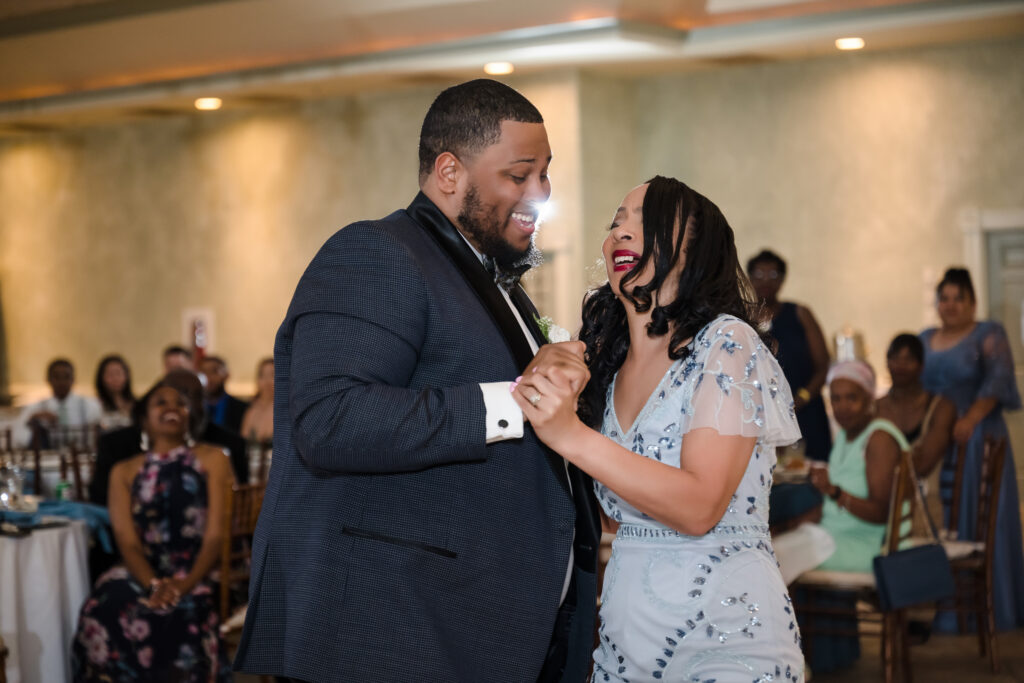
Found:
[0,520,90,683]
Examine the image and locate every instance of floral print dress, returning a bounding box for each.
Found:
[72,446,230,682]
[592,315,804,682]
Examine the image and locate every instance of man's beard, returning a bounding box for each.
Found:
[457,184,543,272]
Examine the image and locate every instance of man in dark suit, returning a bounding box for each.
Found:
[200,355,249,435]
[234,79,601,682]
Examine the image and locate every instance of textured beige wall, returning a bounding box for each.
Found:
[629,37,1024,375]
[0,74,588,401]
[1,38,1022,402]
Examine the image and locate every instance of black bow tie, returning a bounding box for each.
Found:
[482,256,529,291]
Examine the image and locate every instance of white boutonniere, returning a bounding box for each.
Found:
[534,315,572,343]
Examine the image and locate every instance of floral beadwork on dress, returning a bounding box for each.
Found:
[592,315,803,682]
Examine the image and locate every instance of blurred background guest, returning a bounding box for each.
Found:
[747,249,833,461]
[72,381,232,682]
[94,354,136,433]
[13,358,101,449]
[162,344,194,373]
[200,355,248,435]
[774,359,907,674]
[920,267,1024,631]
[239,357,274,445]
[877,333,955,527]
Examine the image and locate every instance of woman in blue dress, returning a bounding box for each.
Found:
[514,176,803,682]
[920,267,1024,631]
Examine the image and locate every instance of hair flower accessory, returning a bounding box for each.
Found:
[534,315,571,343]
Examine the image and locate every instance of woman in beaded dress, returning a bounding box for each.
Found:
[72,380,233,682]
[514,176,803,682]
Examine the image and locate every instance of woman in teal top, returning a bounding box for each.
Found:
[797,359,907,674]
[811,359,908,572]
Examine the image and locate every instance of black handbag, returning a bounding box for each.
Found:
[872,460,955,612]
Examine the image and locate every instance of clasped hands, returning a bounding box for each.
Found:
[142,576,187,610]
[512,341,589,449]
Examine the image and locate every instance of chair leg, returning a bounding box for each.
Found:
[897,611,913,683]
[984,575,1000,673]
[882,612,895,683]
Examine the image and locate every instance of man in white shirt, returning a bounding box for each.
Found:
[14,358,102,448]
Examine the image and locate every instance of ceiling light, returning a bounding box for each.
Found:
[835,37,865,50]
[483,62,515,75]
[194,97,223,111]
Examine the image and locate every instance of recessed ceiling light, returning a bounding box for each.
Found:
[194,97,223,111]
[483,62,515,75]
[835,37,865,51]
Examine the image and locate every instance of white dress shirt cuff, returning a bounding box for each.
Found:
[480,382,524,443]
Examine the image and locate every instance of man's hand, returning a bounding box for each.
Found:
[522,341,589,394]
[28,410,58,425]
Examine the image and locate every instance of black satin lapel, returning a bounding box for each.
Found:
[508,285,549,348]
[407,193,535,371]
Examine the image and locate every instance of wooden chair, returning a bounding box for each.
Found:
[219,481,266,628]
[252,440,272,484]
[938,438,1006,673]
[0,633,8,683]
[791,449,917,683]
[61,445,89,501]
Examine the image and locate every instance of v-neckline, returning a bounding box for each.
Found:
[609,357,682,437]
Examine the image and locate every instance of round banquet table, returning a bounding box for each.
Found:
[0,519,90,683]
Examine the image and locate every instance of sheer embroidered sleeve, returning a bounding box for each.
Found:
[687,317,802,446]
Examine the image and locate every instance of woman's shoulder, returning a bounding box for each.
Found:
[192,443,232,477]
[111,452,146,479]
[865,418,910,450]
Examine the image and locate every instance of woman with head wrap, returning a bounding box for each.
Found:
[773,360,909,674]
[810,360,909,572]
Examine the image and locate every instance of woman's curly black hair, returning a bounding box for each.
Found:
[578,175,762,428]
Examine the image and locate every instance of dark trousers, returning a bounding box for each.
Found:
[536,573,578,683]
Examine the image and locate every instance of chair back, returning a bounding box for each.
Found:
[62,445,89,501]
[976,438,1007,562]
[882,450,916,555]
[219,480,266,621]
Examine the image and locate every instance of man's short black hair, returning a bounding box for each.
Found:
[163,345,193,359]
[47,358,73,377]
[418,79,543,181]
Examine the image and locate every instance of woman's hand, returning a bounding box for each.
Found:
[144,577,187,609]
[952,415,978,445]
[809,463,833,496]
[512,364,586,454]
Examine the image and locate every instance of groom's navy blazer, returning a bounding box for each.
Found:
[234,194,601,682]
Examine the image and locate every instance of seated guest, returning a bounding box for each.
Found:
[747,249,832,461]
[90,369,248,507]
[94,354,136,432]
[877,333,955,528]
[14,358,101,449]
[239,357,274,444]
[200,355,248,435]
[162,345,194,373]
[774,360,908,674]
[72,381,232,682]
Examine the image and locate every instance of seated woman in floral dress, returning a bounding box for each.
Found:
[72,380,232,682]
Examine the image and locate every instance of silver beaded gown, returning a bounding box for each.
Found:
[592,315,804,683]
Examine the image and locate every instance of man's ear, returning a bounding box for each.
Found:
[434,152,461,195]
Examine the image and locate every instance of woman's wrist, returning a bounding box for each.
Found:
[829,485,842,502]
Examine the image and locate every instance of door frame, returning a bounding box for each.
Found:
[960,207,1024,318]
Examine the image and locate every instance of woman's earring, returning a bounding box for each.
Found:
[185,432,196,448]
[140,431,150,452]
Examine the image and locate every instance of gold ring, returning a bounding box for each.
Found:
[529,393,542,406]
